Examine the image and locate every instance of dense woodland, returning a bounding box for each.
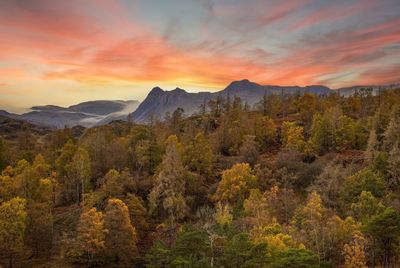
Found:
[1,88,400,267]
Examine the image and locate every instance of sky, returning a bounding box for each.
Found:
[0,0,399,113]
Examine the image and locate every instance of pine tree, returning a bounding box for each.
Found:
[149,135,188,224]
[104,198,138,266]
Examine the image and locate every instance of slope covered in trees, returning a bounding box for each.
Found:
[1,88,400,267]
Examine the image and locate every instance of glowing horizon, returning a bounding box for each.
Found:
[0,0,399,113]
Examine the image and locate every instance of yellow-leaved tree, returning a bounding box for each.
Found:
[104,198,138,266]
[214,163,257,205]
[0,197,27,268]
[343,233,368,268]
[75,208,108,266]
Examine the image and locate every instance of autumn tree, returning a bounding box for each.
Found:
[70,147,91,204]
[215,202,233,227]
[0,137,8,171]
[214,163,258,206]
[183,132,213,176]
[296,93,317,128]
[383,105,400,151]
[123,194,149,240]
[101,169,136,198]
[104,198,138,266]
[74,208,107,266]
[254,116,276,151]
[0,197,27,267]
[292,191,325,264]
[310,160,349,209]
[342,233,368,268]
[281,121,306,152]
[387,142,400,190]
[149,135,188,224]
[25,202,53,257]
[239,135,259,166]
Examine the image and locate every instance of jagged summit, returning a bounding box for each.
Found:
[149,86,164,96]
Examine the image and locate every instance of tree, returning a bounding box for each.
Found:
[101,169,135,198]
[239,135,259,166]
[0,137,8,171]
[366,129,379,163]
[296,93,317,127]
[25,202,53,257]
[214,163,258,206]
[70,147,91,204]
[215,202,233,226]
[0,197,27,268]
[350,191,385,224]
[74,208,107,266]
[149,135,188,224]
[281,121,306,152]
[170,225,211,267]
[383,105,400,151]
[104,198,138,266]
[292,192,325,264]
[310,161,348,209]
[271,248,319,268]
[387,142,400,190]
[341,168,385,204]
[219,233,269,268]
[342,233,368,268]
[363,208,400,267]
[123,194,149,240]
[254,116,276,151]
[183,132,213,176]
[243,189,270,227]
[55,140,77,204]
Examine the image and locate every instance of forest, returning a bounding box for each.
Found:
[1,88,400,268]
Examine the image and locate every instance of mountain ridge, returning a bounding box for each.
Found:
[132,79,399,123]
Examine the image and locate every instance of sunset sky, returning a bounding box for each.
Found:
[0,0,399,113]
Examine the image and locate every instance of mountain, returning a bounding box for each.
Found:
[131,87,214,123]
[131,79,332,123]
[1,100,140,129]
[0,114,51,139]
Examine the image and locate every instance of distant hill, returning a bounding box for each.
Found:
[1,100,140,129]
[0,114,51,139]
